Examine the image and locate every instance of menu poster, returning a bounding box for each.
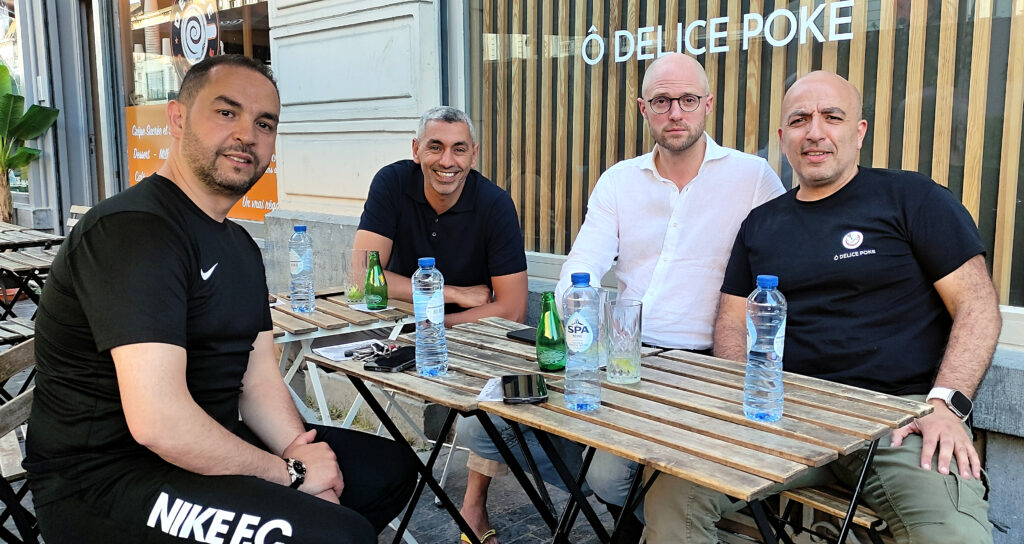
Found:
[124,104,279,222]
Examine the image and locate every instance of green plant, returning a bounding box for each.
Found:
[0,63,59,223]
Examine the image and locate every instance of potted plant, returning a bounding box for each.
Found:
[0,63,59,224]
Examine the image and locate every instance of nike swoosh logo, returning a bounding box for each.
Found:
[201,263,219,281]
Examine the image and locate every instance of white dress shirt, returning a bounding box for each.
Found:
[555,135,785,349]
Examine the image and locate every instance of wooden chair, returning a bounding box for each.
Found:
[0,339,37,543]
[64,205,91,231]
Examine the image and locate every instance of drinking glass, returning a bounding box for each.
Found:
[347,249,368,302]
[605,299,642,384]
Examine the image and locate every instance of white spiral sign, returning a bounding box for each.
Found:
[171,0,220,80]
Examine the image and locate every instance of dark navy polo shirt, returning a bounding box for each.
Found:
[358,159,527,295]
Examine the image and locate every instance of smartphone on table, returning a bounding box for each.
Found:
[501,374,548,404]
[363,346,416,372]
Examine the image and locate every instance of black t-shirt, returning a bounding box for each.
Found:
[24,174,273,506]
[358,160,527,312]
[721,168,984,395]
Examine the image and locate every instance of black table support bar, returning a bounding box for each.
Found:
[531,428,610,543]
[346,375,482,544]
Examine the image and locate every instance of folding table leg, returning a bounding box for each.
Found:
[346,375,483,544]
[837,438,879,544]
[532,429,610,543]
[506,418,556,513]
[552,445,596,544]
[748,500,780,544]
[474,413,558,531]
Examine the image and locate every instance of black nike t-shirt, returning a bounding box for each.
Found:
[24,174,273,507]
[721,167,984,395]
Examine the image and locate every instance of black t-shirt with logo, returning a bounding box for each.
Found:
[24,174,273,507]
[721,167,983,395]
[357,160,527,313]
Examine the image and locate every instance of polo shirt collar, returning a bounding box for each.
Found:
[405,165,479,214]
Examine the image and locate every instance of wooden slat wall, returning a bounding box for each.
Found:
[474,0,1024,303]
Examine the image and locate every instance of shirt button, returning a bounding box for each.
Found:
[431,232,437,237]
[672,222,678,228]
[434,218,439,223]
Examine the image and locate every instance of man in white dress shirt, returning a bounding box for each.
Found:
[552,52,785,538]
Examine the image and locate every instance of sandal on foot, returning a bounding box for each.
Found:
[460,529,497,543]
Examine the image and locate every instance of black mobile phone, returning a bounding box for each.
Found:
[502,374,548,404]
[364,346,416,373]
[506,327,537,345]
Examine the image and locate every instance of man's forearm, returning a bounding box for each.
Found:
[933,296,1000,397]
[712,294,748,362]
[382,270,413,303]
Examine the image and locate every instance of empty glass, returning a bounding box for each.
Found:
[605,299,642,384]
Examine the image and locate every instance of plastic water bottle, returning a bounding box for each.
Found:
[744,274,787,422]
[562,272,601,411]
[412,257,448,376]
[288,225,315,313]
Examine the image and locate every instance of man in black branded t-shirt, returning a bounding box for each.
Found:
[24,54,415,543]
[643,71,1000,544]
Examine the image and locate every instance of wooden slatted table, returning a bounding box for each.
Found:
[307,318,932,544]
[272,288,414,423]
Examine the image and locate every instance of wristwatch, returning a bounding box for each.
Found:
[285,458,306,489]
[926,386,973,421]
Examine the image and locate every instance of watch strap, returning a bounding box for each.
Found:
[926,386,969,420]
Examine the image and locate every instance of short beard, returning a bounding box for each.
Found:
[652,119,705,153]
[181,123,266,198]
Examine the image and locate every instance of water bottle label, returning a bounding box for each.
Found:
[564,312,594,352]
[289,250,302,275]
[366,294,383,306]
[746,316,755,353]
[427,291,445,324]
[774,317,786,357]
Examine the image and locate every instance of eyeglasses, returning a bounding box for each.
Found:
[645,94,705,114]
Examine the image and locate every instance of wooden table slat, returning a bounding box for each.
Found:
[595,388,837,467]
[269,309,318,334]
[658,350,932,417]
[477,316,528,330]
[315,299,381,325]
[446,329,538,360]
[480,396,778,502]
[323,296,411,321]
[307,354,479,412]
[540,396,808,484]
[272,306,350,330]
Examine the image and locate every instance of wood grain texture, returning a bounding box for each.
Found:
[743,0,763,154]
[962,0,994,221]
[993,0,1024,303]
[900,0,929,171]
[871,0,896,168]
[931,0,959,187]
[540,1,555,253]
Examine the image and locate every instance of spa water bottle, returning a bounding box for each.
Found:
[562,272,601,411]
[288,225,315,313]
[412,257,448,376]
[364,250,388,310]
[743,274,787,422]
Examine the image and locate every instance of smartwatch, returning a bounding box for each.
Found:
[285,458,306,489]
[926,386,973,421]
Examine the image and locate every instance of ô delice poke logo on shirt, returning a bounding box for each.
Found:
[842,230,864,250]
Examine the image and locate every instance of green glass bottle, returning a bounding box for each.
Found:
[364,250,388,310]
[536,292,567,371]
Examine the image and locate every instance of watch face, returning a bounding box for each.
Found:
[292,459,306,477]
[950,391,973,417]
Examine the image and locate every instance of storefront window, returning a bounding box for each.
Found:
[1,0,28,194]
[466,0,1024,305]
[118,0,278,220]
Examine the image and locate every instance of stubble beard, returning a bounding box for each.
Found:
[653,118,705,153]
[181,122,267,198]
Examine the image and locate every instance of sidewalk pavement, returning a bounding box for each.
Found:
[379,445,611,544]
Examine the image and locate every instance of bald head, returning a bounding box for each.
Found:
[784,71,863,120]
[641,53,709,98]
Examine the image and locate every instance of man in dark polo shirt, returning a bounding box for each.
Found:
[353,106,528,326]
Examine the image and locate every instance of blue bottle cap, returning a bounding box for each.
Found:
[756,275,778,289]
[293,225,306,232]
[570,272,591,286]
[418,257,435,267]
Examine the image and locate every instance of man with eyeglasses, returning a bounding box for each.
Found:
[545,52,785,540]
